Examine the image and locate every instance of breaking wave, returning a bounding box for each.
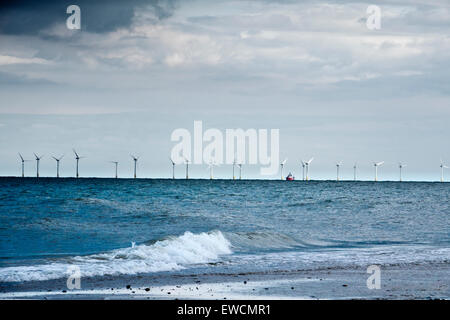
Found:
[0,231,232,282]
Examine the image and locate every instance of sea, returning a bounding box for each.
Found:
[0,178,449,295]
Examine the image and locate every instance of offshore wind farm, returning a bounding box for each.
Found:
[8,151,450,182]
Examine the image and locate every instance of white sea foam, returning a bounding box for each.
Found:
[0,231,232,282]
[231,245,450,271]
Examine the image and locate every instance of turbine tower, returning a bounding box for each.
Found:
[33,153,43,178]
[353,163,357,181]
[207,160,218,180]
[131,155,139,179]
[18,153,30,178]
[110,161,118,179]
[374,161,384,182]
[238,163,242,180]
[184,157,190,179]
[73,149,84,178]
[440,160,449,182]
[300,161,306,181]
[280,158,287,180]
[303,157,314,181]
[170,158,176,179]
[52,155,64,178]
[398,163,406,182]
[232,158,237,180]
[336,162,342,181]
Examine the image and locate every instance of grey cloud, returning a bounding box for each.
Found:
[0,0,177,36]
[0,71,57,86]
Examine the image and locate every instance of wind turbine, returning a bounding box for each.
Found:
[300,161,306,181]
[73,149,84,178]
[238,163,242,180]
[207,160,219,180]
[170,158,176,179]
[374,161,384,182]
[33,153,43,178]
[232,158,237,180]
[398,163,406,182]
[130,155,139,179]
[184,157,190,179]
[52,155,64,178]
[18,153,30,178]
[303,157,314,181]
[353,163,357,181]
[280,158,287,180]
[336,162,342,181]
[440,159,449,182]
[110,161,118,179]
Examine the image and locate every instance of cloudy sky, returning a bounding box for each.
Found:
[0,0,449,180]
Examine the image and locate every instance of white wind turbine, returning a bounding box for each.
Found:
[52,155,64,178]
[170,158,176,179]
[73,149,84,178]
[300,160,306,181]
[207,160,219,180]
[353,163,357,181]
[303,157,314,181]
[374,161,384,182]
[280,158,287,180]
[33,153,43,178]
[336,162,342,181]
[238,163,243,180]
[130,155,139,179]
[18,153,30,178]
[184,157,190,179]
[398,163,406,182]
[232,158,237,180]
[110,161,118,179]
[440,159,449,182]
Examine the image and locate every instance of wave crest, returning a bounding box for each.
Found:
[0,231,232,282]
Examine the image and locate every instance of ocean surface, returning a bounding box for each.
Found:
[0,178,449,285]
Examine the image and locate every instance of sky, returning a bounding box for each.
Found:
[0,0,449,180]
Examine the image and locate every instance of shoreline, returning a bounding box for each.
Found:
[1,262,448,300]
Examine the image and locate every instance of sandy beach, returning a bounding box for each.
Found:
[1,262,448,300]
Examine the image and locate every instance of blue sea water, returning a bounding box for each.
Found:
[0,178,449,283]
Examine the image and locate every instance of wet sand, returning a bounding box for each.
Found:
[0,262,448,300]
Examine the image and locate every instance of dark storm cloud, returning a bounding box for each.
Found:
[0,0,176,35]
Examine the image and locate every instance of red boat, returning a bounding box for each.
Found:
[286,172,294,181]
